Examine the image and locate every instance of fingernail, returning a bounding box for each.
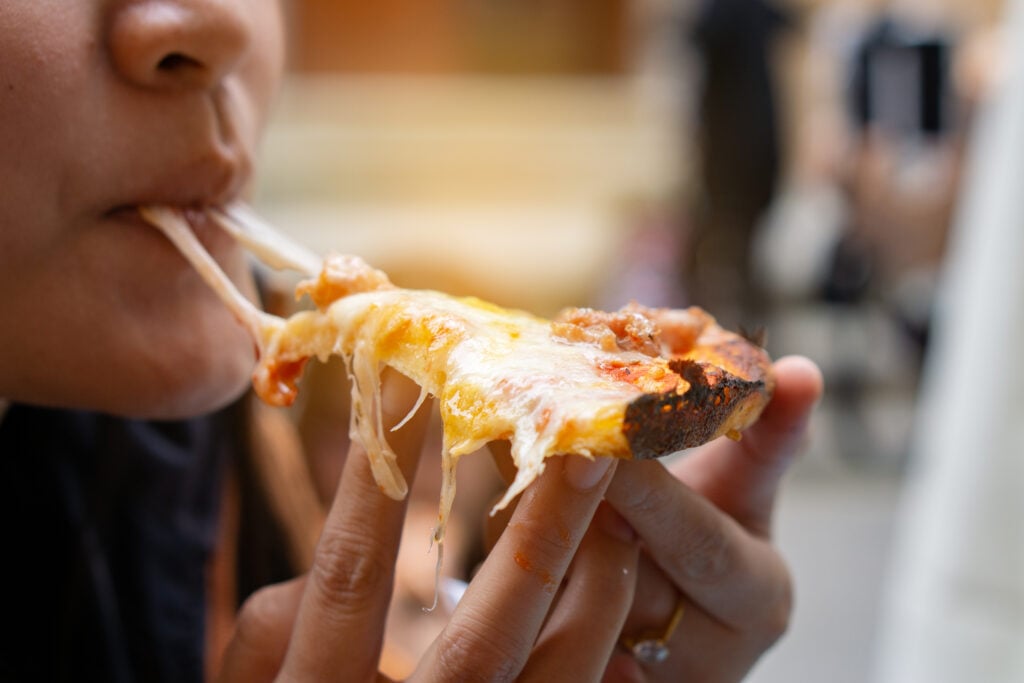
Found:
[564,456,614,491]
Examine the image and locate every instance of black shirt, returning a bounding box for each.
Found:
[0,403,239,682]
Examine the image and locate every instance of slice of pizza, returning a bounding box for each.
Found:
[141,206,774,543]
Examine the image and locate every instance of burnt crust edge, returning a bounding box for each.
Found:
[622,359,767,459]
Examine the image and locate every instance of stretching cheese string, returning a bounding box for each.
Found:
[142,203,419,492]
[139,206,283,353]
[210,204,322,277]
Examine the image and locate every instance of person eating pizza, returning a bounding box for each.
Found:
[0,1,823,681]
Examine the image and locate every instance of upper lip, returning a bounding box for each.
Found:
[97,85,257,218]
[107,149,251,215]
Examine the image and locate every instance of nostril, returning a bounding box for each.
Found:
[107,2,253,91]
[157,52,200,72]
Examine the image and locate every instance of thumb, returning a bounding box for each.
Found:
[673,355,823,537]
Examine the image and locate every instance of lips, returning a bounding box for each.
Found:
[106,203,237,258]
[104,146,252,253]
[95,90,258,265]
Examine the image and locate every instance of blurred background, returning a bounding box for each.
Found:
[251,0,1014,680]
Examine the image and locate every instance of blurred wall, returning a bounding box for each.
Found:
[258,2,687,314]
[290,0,630,75]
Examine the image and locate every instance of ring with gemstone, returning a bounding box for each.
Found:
[620,599,685,665]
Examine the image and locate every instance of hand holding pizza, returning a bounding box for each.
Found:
[601,355,823,682]
[216,356,819,682]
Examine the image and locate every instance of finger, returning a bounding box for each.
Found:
[618,550,678,641]
[520,503,640,682]
[488,440,518,486]
[482,441,520,554]
[602,554,671,683]
[474,443,518,590]
[608,553,785,683]
[278,368,432,681]
[218,577,306,683]
[674,354,823,536]
[415,454,617,682]
[605,460,792,630]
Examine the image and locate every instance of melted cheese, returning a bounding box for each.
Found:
[253,285,659,542]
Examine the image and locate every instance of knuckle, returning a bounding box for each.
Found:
[510,513,574,571]
[234,586,278,646]
[308,532,392,613]
[433,620,524,683]
[673,521,734,584]
[622,478,671,521]
[618,483,739,584]
[231,582,294,665]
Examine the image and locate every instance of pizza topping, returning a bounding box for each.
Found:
[637,306,713,355]
[552,305,663,357]
[295,254,394,310]
[596,360,680,395]
[259,357,309,407]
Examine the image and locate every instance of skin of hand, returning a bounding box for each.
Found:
[219,368,641,682]
[0,0,284,418]
[220,356,820,683]
[600,354,824,683]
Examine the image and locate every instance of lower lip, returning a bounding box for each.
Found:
[108,205,235,256]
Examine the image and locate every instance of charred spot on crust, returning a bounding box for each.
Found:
[622,359,765,459]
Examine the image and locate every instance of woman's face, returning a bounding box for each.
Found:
[0,0,285,418]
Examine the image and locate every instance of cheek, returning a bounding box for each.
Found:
[0,104,73,264]
[0,70,100,280]
[0,7,93,196]
[133,298,258,418]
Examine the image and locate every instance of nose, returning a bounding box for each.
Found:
[106,0,252,91]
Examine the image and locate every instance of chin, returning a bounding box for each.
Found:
[118,332,256,420]
[108,273,262,420]
[11,329,256,422]
[153,350,254,420]
[147,247,264,419]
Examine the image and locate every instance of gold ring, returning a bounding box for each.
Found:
[620,599,685,665]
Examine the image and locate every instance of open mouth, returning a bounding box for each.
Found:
[133,203,322,275]
[108,204,235,256]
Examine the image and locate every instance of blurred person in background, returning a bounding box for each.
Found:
[754,0,969,465]
[683,0,791,330]
[826,11,962,463]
